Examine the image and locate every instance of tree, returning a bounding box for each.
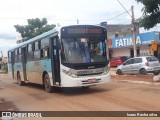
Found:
[136,0,160,29]
[14,18,56,40]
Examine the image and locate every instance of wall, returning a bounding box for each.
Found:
[107,24,139,39]
[112,48,130,57]
[139,46,151,56]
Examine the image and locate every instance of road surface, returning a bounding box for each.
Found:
[0,74,160,120]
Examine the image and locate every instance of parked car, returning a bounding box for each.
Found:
[116,56,160,75]
[110,56,128,67]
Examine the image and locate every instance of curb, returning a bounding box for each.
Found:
[115,80,160,85]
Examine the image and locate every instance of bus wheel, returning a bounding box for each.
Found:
[44,73,53,93]
[17,73,24,86]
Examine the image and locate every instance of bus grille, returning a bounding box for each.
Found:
[77,69,103,76]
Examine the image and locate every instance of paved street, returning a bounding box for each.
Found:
[0,74,160,120]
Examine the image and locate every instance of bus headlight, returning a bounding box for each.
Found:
[103,66,110,75]
[71,73,77,78]
[62,69,77,78]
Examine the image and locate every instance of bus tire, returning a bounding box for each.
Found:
[17,72,24,86]
[44,73,54,93]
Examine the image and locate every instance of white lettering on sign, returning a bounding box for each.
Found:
[142,40,153,45]
[115,36,142,47]
[136,36,141,44]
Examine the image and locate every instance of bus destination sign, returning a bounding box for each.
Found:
[67,28,102,34]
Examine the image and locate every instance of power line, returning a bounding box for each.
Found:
[0,14,131,22]
[0,9,131,23]
[116,0,132,18]
[106,10,131,22]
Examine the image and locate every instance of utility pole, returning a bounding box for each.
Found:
[77,19,79,24]
[131,5,137,57]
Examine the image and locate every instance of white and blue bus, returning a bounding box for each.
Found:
[8,25,110,92]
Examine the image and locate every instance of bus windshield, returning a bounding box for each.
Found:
[61,38,107,64]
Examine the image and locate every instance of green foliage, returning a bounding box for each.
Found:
[14,18,56,40]
[136,0,160,29]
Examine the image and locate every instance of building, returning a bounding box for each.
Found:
[110,31,160,60]
[104,24,139,58]
[107,24,139,39]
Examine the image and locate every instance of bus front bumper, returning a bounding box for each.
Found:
[60,72,111,87]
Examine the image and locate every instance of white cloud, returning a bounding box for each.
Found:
[0,39,16,56]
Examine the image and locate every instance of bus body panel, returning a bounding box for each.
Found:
[26,59,52,84]
[8,63,12,78]
[14,62,23,81]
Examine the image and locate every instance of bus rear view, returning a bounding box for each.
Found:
[60,25,110,87]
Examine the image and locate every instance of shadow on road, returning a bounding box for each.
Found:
[60,87,110,96]
[13,82,110,96]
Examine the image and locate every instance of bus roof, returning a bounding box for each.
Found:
[8,28,58,51]
[61,24,106,29]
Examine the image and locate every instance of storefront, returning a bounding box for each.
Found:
[110,31,160,59]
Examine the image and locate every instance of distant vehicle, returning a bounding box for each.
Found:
[8,25,110,93]
[110,56,128,67]
[116,56,160,75]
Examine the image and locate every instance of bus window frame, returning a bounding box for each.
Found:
[33,40,41,61]
[41,37,50,59]
[8,51,11,63]
[27,43,34,61]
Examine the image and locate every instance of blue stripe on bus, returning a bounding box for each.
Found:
[8,64,12,72]
[8,59,52,73]
[26,59,52,72]
[14,63,23,72]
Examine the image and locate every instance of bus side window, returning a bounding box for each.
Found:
[41,48,49,58]
[8,52,11,63]
[15,49,19,63]
[41,38,49,59]
[41,37,49,48]
[34,41,40,50]
[27,43,33,61]
[34,41,41,60]
[18,48,22,62]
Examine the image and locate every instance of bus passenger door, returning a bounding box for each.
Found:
[50,36,61,85]
[11,51,15,79]
[21,47,27,81]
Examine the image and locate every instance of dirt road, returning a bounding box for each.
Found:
[0,74,160,120]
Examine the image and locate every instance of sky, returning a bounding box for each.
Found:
[0,0,159,56]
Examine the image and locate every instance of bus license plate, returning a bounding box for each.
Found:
[88,78,96,83]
